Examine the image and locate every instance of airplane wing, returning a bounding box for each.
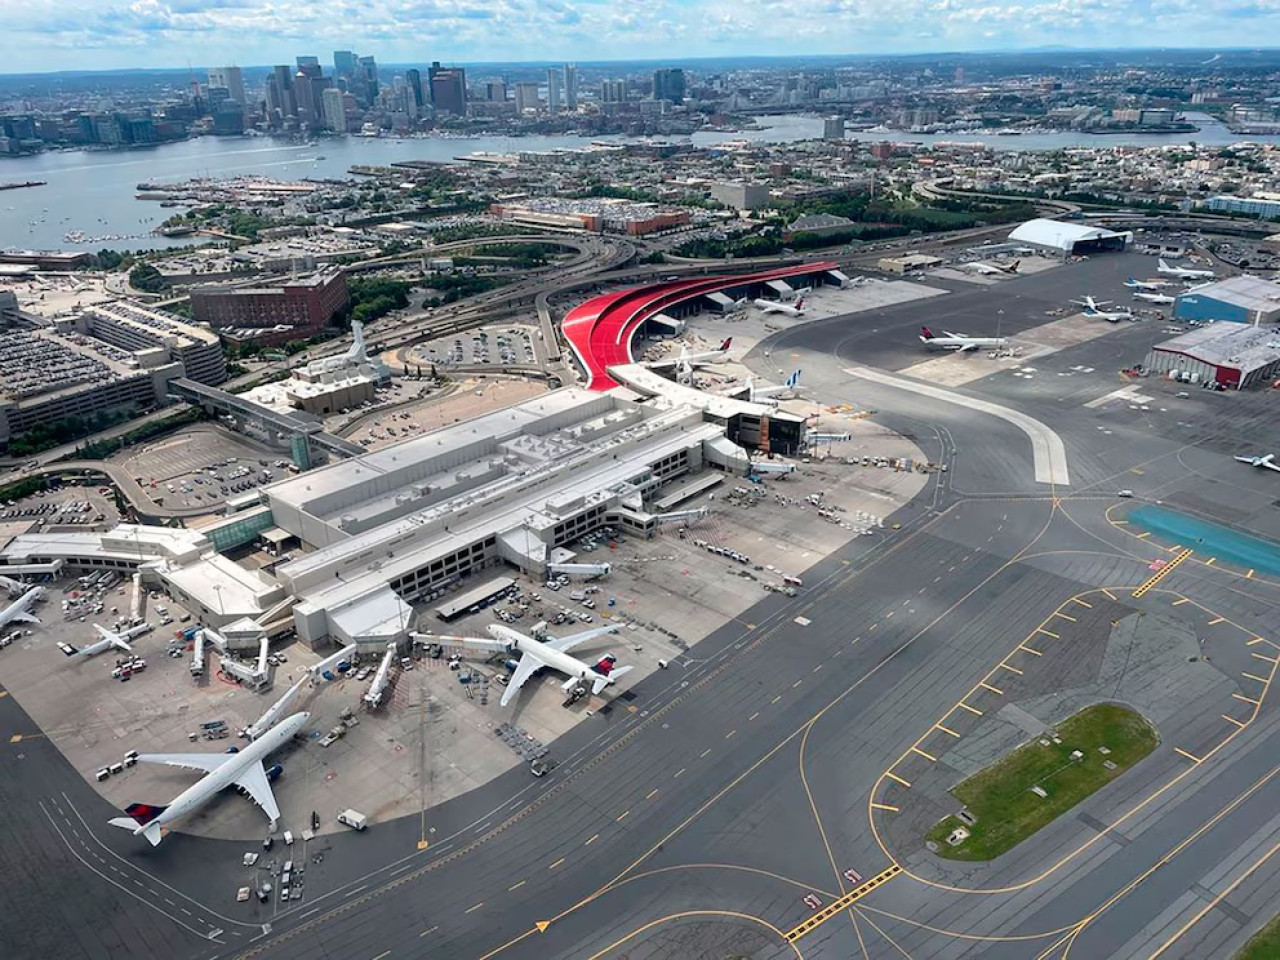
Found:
[1235,456,1255,464]
[11,611,39,624]
[137,753,232,775]
[958,343,979,352]
[501,653,544,707]
[1265,461,1280,473]
[943,331,964,339]
[233,761,281,823]
[545,624,621,654]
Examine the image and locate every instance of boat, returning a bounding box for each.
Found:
[0,181,47,191]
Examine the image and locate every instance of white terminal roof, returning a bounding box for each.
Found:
[1177,276,1280,313]
[1007,218,1129,251]
[1153,323,1280,375]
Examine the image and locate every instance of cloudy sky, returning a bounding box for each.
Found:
[0,0,1276,73]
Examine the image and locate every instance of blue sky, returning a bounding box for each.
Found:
[0,0,1277,74]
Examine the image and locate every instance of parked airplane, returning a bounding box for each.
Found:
[754,297,806,317]
[1124,276,1172,291]
[1234,453,1280,473]
[1133,291,1177,305]
[108,711,308,845]
[918,326,1008,353]
[1072,296,1134,322]
[0,574,29,598]
[58,622,150,659]
[0,586,45,632]
[1158,258,1215,280]
[434,624,632,707]
[724,370,802,402]
[648,338,733,370]
[961,259,1020,276]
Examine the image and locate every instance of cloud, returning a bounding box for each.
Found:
[0,0,1278,71]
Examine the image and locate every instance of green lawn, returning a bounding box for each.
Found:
[926,704,1158,861]
[1237,912,1280,960]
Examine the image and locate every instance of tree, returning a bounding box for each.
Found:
[128,262,170,293]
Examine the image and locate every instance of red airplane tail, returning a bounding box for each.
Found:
[719,337,733,351]
[795,298,805,310]
[592,654,617,676]
[921,326,936,339]
[122,802,167,826]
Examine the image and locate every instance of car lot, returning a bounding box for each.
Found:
[406,323,540,369]
[0,483,119,531]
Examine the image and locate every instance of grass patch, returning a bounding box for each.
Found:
[925,703,1158,861]
[1237,912,1280,960]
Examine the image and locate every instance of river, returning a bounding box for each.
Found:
[0,112,1267,253]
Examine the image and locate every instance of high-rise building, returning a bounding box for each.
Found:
[564,64,578,110]
[357,56,379,102]
[428,62,467,116]
[652,68,686,105]
[296,56,321,78]
[207,66,245,106]
[405,69,424,109]
[269,65,297,117]
[293,70,317,124]
[514,82,541,114]
[546,67,563,113]
[823,116,845,140]
[333,50,357,78]
[321,87,346,132]
[486,80,507,103]
[600,79,626,103]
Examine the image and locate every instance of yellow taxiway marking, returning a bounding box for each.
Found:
[911,746,937,762]
[615,810,630,823]
[1037,629,1060,639]
[784,865,903,943]
[1136,531,1151,540]
[999,662,1024,675]
[416,840,429,851]
[1074,598,1093,608]
[9,735,23,743]
[1252,653,1279,665]
[699,749,712,759]
[419,926,439,938]
[0,691,8,698]
[1247,569,1255,579]
[956,701,984,715]
[724,729,737,740]
[1173,598,1191,606]
[584,833,599,846]
[770,695,782,704]
[1054,612,1077,623]
[1102,588,1117,600]
[534,920,551,933]
[1175,748,1202,764]
[980,681,1004,695]
[672,768,685,780]
[1222,715,1247,729]
[1133,548,1193,598]
[935,724,961,738]
[1203,557,1217,566]
[1247,637,1267,646]
[1243,673,1269,684]
[1208,616,1226,625]
[1018,644,1043,657]
[549,858,565,870]
[646,789,659,801]
[1233,693,1261,706]
[1113,520,1128,526]
[372,952,390,960]
[885,771,912,788]
[748,712,759,721]
[508,880,527,891]
[792,679,804,689]
[869,802,899,813]
[465,902,485,915]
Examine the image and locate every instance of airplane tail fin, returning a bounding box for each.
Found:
[110,806,167,846]
[591,665,633,695]
[720,337,733,351]
[795,298,805,310]
[121,802,167,826]
[1158,259,1170,269]
[786,369,801,388]
[1010,260,1019,272]
[921,326,935,340]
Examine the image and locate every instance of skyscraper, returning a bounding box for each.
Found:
[269,65,297,117]
[207,66,245,106]
[405,69,424,110]
[546,67,563,113]
[357,56,379,102]
[652,68,686,105]
[429,63,467,116]
[514,82,541,114]
[293,70,316,124]
[564,64,578,111]
[333,50,357,78]
[321,87,346,132]
[486,80,507,103]
[296,56,321,78]
[600,80,626,103]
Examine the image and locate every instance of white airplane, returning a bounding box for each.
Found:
[0,574,30,598]
[918,326,1008,353]
[108,711,308,846]
[1158,258,1215,280]
[961,259,1020,276]
[58,622,150,659]
[648,338,733,370]
[1234,453,1280,473]
[438,624,633,708]
[0,586,45,631]
[1124,276,1171,291]
[724,370,801,402]
[1072,297,1133,322]
[244,678,308,740]
[1133,291,1176,305]
[754,296,807,317]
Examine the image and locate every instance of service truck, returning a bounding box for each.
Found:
[337,809,368,831]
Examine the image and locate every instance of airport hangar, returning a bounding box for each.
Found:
[1145,322,1280,389]
[1174,275,1280,325]
[0,262,847,654]
[1006,217,1133,256]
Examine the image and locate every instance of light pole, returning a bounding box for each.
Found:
[212,583,224,621]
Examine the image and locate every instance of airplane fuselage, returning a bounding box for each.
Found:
[0,586,44,629]
[488,624,604,683]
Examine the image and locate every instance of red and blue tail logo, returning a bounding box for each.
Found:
[124,803,167,826]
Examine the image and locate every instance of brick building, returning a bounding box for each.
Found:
[190,269,349,346]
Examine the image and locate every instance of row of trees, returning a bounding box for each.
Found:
[7,409,133,457]
[347,276,413,325]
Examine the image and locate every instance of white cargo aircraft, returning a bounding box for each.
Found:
[0,586,45,631]
[58,622,150,659]
[961,259,1020,276]
[433,624,633,707]
[1158,258,1215,280]
[754,296,807,317]
[1073,297,1134,322]
[1124,276,1172,291]
[1235,453,1280,473]
[108,711,308,845]
[918,326,1008,353]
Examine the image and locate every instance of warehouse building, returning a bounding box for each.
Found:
[1174,276,1280,325]
[1144,324,1280,390]
[1007,218,1132,257]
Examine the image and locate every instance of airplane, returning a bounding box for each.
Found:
[723,370,802,402]
[435,624,633,708]
[58,622,150,659]
[648,338,733,370]
[1234,453,1280,473]
[0,574,30,598]
[1124,276,1172,291]
[0,586,45,632]
[1072,297,1134,322]
[960,259,1020,276]
[108,711,309,845]
[1133,291,1176,305]
[753,296,806,317]
[1158,258,1215,280]
[919,326,1008,353]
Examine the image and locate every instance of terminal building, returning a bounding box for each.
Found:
[1173,276,1280,326]
[1007,218,1132,257]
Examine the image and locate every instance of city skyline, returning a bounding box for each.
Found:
[2,0,1280,75]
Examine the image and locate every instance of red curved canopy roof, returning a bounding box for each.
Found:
[562,262,838,390]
